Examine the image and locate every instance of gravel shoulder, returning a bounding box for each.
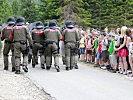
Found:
[0,57,53,100]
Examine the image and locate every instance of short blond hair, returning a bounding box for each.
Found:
[121,26,127,35]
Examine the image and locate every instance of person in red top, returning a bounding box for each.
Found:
[94,33,104,67]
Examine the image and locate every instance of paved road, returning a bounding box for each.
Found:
[26,60,133,100]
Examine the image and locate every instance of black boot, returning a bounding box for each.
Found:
[66,67,69,71]
[15,70,21,74]
[32,64,35,68]
[41,64,45,69]
[4,66,8,70]
[74,65,78,69]
[55,65,60,72]
[23,66,28,72]
[28,60,31,64]
[12,67,16,72]
[36,62,38,65]
[106,65,111,71]
[46,66,51,70]
[70,66,73,70]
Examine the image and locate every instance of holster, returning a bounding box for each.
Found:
[5,40,12,44]
[14,40,27,45]
[20,40,27,45]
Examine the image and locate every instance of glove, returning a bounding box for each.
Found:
[30,44,33,49]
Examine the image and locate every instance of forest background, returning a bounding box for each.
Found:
[0,0,133,30]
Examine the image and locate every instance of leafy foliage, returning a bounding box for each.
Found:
[0,0,133,29]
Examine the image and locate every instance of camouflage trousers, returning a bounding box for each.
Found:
[45,43,59,67]
[14,42,28,70]
[3,42,15,68]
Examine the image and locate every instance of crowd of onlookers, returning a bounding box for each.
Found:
[79,26,133,77]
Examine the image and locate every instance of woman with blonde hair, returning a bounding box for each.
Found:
[115,26,128,75]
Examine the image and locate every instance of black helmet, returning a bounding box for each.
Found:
[16,17,25,26]
[49,20,57,28]
[7,17,15,25]
[65,20,74,28]
[44,22,49,29]
[36,21,44,29]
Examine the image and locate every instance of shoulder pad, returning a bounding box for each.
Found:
[34,30,44,34]
[14,26,24,30]
[48,29,57,33]
[66,29,75,33]
[6,26,13,30]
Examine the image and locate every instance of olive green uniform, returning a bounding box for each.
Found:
[1,26,15,70]
[44,28,62,68]
[11,26,32,71]
[32,29,45,66]
[62,28,80,69]
[74,28,81,67]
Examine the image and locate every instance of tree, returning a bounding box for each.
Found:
[39,0,62,24]
[61,0,91,27]
[19,0,39,23]
[12,0,21,18]
[0,0,13,23]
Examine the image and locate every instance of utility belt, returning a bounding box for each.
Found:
[14,40,27,45]
[33,41,42,44]
[33,40,56,44]
[64,41,76,44]
[5,40,13,44]
[65,41,79,54]
[40,40,57,47]
[39,41,57,53]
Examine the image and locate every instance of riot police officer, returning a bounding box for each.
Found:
[44,20,62,72]
[44,22,49,30]
[62,20,80,70]
[32,21,45,69]
[1,17,15,72]
[10,17,33,74]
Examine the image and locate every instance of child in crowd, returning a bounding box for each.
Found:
[94,33,105,67]
[108,33,118,73]
[93,34,99,64]
[79,33,85,61]
[101,33,110,69]
[86,34,93,63]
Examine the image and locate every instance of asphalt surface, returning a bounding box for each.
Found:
[26,59,133,100]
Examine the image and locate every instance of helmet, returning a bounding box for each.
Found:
[16,17,25,26]
[52,19,57,25]
[65,20,74,28]
[49,20,57,28]
[35,21,44,29]
[7,17,15,25]
[44,22,49,29]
